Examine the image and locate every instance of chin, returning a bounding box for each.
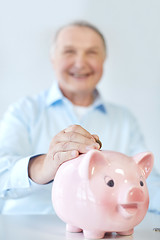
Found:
[72,86,92,94]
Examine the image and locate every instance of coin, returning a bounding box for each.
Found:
[96,139,102,149]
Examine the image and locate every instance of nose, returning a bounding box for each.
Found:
[127,188,144,203]
[74,53,86,69]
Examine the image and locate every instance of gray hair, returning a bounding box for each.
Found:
[50,20,106,59]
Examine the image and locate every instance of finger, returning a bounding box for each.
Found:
[64,125,95,140]
[55,131,96,145]
[54,150,79,166]
[53,141,100,155]
[92,134,99,141]
[91,134,102,149]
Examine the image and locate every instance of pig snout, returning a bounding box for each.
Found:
[119,188,145,218]
[127,188,144,203]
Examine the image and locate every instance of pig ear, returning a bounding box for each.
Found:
[78,150,108,179]
[133,152,154,179]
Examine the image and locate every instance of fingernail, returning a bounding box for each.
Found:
[90,136,96,142]
[94,143,100,149]
[86,143,99,150]
[71,150,78,157]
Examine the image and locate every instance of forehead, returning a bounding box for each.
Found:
[55,26,104,49]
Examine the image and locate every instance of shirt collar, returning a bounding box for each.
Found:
[92,89,107,114]
[46,81,107,114]
[46,81,64,106]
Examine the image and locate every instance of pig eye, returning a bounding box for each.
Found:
[107,180,114,187]
[104,176,114,187]
[140,180,144,187]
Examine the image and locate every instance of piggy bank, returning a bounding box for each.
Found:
[52,150,154,239]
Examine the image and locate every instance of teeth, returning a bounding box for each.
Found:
[74,74,86,77]
[71,73,89,77]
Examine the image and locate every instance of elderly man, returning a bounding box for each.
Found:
[0,21,159,214]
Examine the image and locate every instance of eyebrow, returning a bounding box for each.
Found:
[62,45,75,49]
[87,47,100,51]
[62,45,101,50]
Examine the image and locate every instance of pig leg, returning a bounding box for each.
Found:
[117,228,134,236]
[83,230,105,239]
[66,224,82,232]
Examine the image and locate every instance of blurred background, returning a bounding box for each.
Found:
[0,0,160,172]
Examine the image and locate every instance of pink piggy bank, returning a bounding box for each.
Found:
[52,150,154,239]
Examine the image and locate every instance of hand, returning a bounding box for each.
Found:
[28,125,101,184]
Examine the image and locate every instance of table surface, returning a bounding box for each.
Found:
[0,212,160,240]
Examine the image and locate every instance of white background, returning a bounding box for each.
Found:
[0,0,160,172]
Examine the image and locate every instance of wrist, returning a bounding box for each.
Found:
[28,154,48,184]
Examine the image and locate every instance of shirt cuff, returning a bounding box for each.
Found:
[9,156,31,189]
[1,153,54,200]
[9,155,47,190]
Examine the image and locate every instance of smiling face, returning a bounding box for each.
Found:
[51,26,106,105]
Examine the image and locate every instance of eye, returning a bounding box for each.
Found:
[104,176,115,187]
[107,180,114,187]
[63,49,75,54]
[87,50,98,55]
[140,180,144,187]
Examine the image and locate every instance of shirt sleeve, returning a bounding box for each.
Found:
[126,110,148,155]
[147,168,160,214]
[0,99,45,199]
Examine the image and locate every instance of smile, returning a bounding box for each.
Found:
[69,72,92,78]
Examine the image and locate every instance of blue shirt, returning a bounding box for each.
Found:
[0,82,159,214]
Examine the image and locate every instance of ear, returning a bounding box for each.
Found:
[133,152,154,179]
[78,150,109,179]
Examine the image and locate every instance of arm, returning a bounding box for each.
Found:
[28,125,100,184]
[0,101,100,198]
[147,168,160,214]
[0,101,34,199]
